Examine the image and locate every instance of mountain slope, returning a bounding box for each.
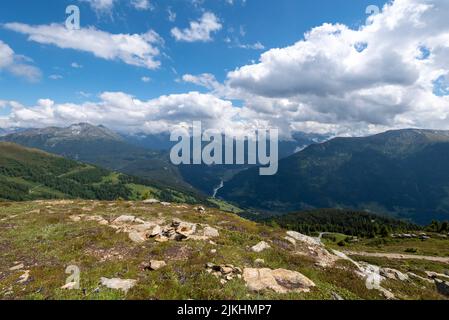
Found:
[126,132,330,196]
[0,123,194,192]
[220,129,449,224]
[1,199,447,300]
[0,142,202,203]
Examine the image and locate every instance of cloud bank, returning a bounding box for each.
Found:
[3,0,449,139]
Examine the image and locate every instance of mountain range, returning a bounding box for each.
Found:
[3,124,449,224]
[219,129,449,224]
[1,123,327,196]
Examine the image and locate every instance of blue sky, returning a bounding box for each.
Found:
[0,0,387,105]
[1,0,449,138]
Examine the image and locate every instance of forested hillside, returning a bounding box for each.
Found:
[0,142,203,204]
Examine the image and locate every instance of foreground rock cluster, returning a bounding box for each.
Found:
[70,214,220,244]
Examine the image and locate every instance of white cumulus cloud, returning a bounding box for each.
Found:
[171,12,222,42]
[4,23,163,69]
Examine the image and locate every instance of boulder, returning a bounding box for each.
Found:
[203,226,219,238]
[113,215,136,224]
[286,231,321,246]
[251,241,271,253]
[128,231,147,243]
[150,225,162,237]
[172,219,197,237]
[243,268,315,294]
[100,277,137,293]
[149,260,167,270]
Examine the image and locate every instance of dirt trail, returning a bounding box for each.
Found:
[344,251,449,264]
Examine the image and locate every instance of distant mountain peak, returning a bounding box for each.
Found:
[4,123,124,143]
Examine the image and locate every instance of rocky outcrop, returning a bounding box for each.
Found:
[70,214,219,244]
[243,268,315,294]
[380,268,409,281]
[286,231,321,246]
[287,231,339,267]
[425,271,449,281]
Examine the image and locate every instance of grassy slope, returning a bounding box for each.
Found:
[0,200,446,300]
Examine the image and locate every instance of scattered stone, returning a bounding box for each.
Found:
[100,278,137,293]
[18,270,30,284]
[425,271,449,281]
[210,249,217,254]
[61,282,78,290]
[9,263,24,271]
[69,215,82,222]
[202,226,219,238]
[195,206,206,213]
[243,268,315,294]
[161,202,171,206]
[331,292,344,300]
[143,260,167,271]
[251,241,271,253]
[255,259,265,265]
[142,199,160,204]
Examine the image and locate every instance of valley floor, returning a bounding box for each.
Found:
[0,200,448,300]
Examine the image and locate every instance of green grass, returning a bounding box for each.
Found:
[0,200,447,300]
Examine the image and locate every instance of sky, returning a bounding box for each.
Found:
[1,0,449,138]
